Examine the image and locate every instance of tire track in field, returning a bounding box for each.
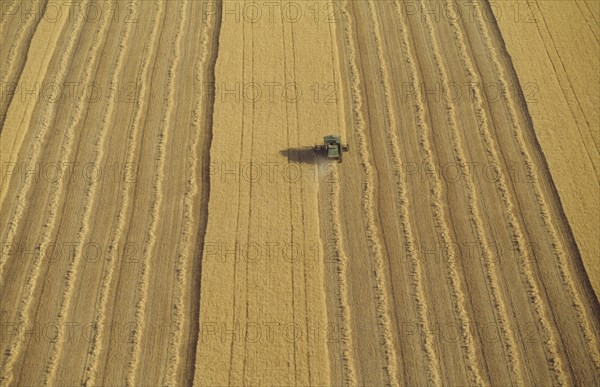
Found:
[39,2,114,383]
[0,0,78,287]
[289,18,319,385]
[280,15,299,385]
[0,2,89,384]
[368,2,441,385]
[241,14,256,385]
[531,0,599,178]
[575,0,599,44]
[442,2,526,384]
[223,11,246,386]
[325,12,357,386]
[126,1,188,384]
[476,1,600,373]
[82,2,164,385]
[0,0,47,131]
[412,1,485,384]
[340,2,399,385]
[166,1,219,384]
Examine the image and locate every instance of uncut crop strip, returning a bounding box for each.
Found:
[126,1,188,385]
[0,0,48,128]
[164,1,218,384]
[40,2,115,383]
[81,2,165,385]
[441,1,526,384]
[340,1,399,385]
[369,1,444,384]
[475,1,600,372]
[0,2,90,384]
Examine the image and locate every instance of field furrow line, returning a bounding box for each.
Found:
[126,1,188,385]
[0,0,47,128]
[475,1,600,373]
[40,2,115,384]
[442,2,526,384]
[81,2,165,385]
[0,2,90,384]
[369,1,441,385]
[164,2,216,385]
[415,1,485,384]
[341,2,399,385]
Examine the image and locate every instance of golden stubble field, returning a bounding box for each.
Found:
[0,0,598,385]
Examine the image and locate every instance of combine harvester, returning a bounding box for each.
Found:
[314,135,349,162]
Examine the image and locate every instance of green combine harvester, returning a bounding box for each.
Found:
[314,135,350,163]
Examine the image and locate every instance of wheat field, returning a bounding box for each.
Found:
[1,0,598,386]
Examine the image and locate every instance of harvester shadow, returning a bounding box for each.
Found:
[279,147,324,164]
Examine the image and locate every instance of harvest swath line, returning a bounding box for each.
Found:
[418,0,490,383]
[342,1,399,385]
[0,0,83,287]
[477,1,600,372]
[402,4,472,383]
[172,0,220,384]
[370,1,441,384]
[164,5,197,383]
[42,1,115,383]
[83,2,164,384]
[79,1,136,384]
[326,16,357,385]
[472,3,572,384]
[0,2,90,384]
[396,0,477,382]
[127,1,188,384]
[189,1,222,384]
[0,0,48,130]
[389,1,442,383]
[442,1,526,383]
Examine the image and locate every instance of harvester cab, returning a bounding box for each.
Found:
[314,135,350,163]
